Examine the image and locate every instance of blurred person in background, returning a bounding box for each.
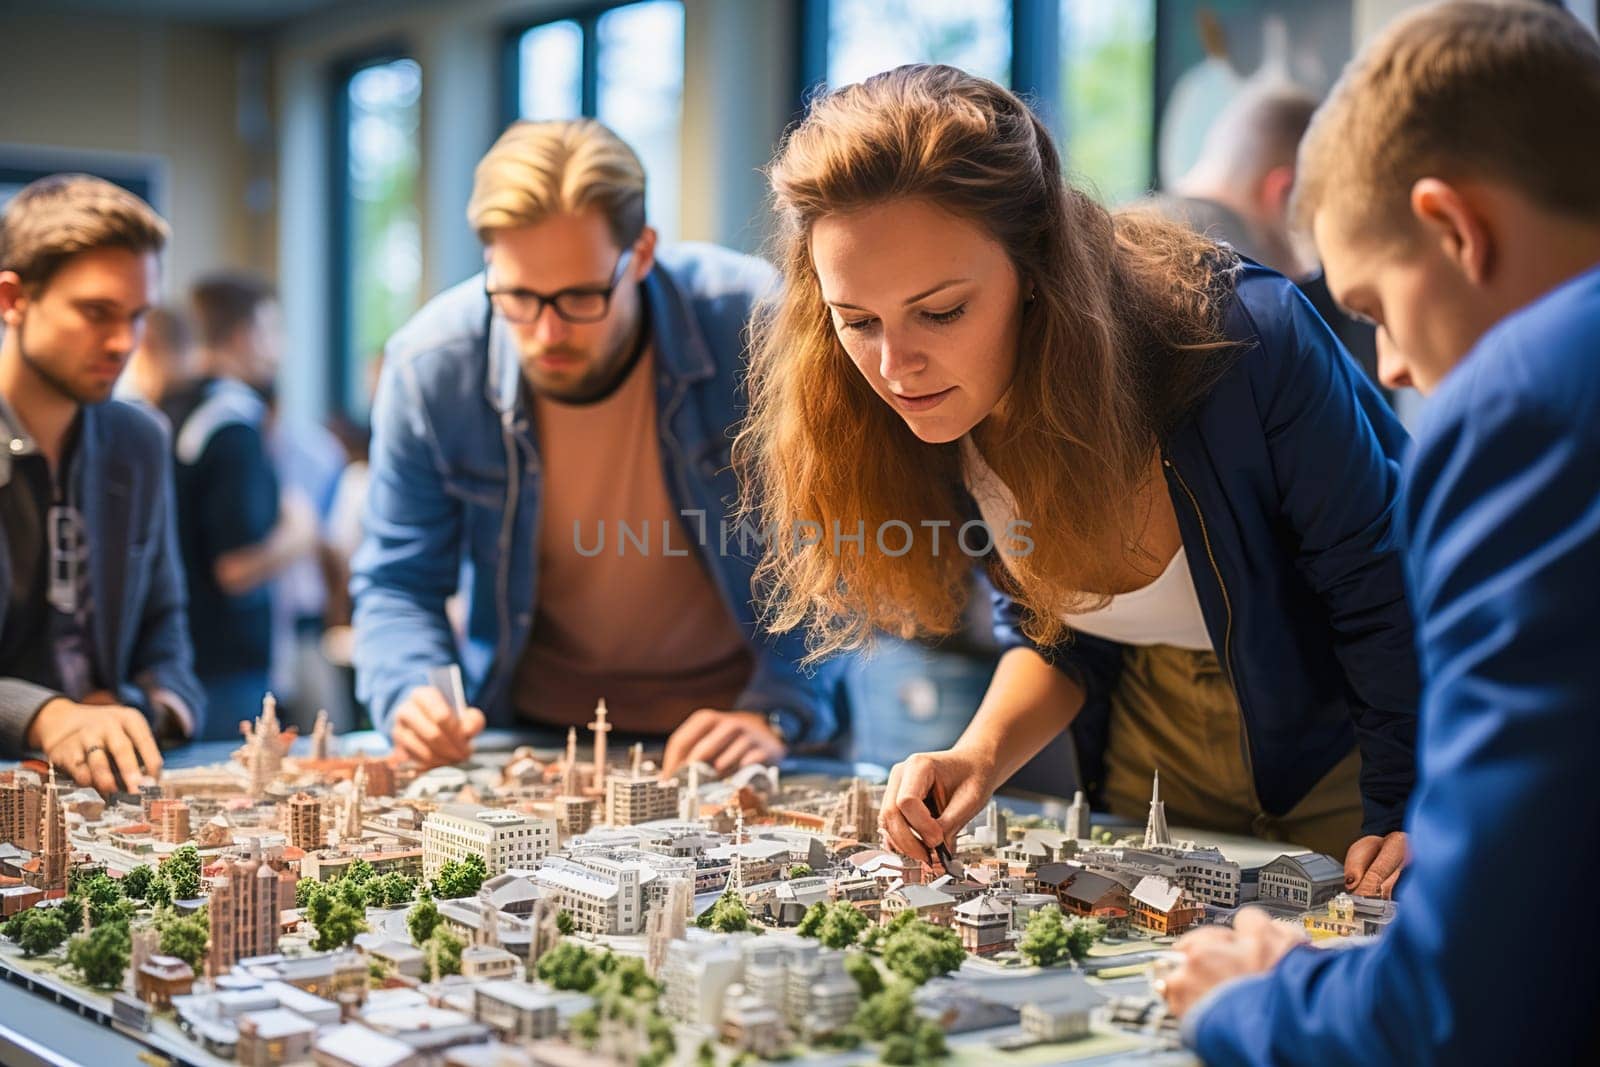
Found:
[164,272,317,738]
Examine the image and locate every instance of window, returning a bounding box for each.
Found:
[509,1,684,242]
[825,0,1012,87]
[334,55,423,420]
[1059,0,1156,205]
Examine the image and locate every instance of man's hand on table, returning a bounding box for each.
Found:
[1343,830,1408,897]
[28,690,163,795]
[1158,906,1307,1019]
[391,685,485,768]
[661,709,785,778]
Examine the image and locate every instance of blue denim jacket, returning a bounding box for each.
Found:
[351,243,841,742]
[993,264,1420,837]
[0,397,204,752]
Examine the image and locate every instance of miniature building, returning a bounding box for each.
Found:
[587,698,612,790]
[310,709,331,761]
[29,769,69,892]
[1128,876,1205,936]
[136,955,196,1008]
[235,1007,316,1067]
[152,798,193,844]
[824,777,877,839]
[525,854,653,935]
[244,695,289,797]
[460,944,520,981]
[282,794,325,852]
[659,937,745,1027]
[783,945,859,1040]
[1058,869,1132,930]
[1259,853,1346,910]
[953,892,1012,955]
[554,795,598,838]
[603,772,679,826]
[365,940,426,979]
[313,1022,421,1067]
[880,882,957,927]
[1064,790,1091,840]
[421,806,555,879]
[472,981,561,1040]
[209,843,282,976]
[1143,771,1172,848]
[1020,980,1104,1042]
[1303,892,1399,940]
[721,983,789,1058]
[0,770,41,851]
[301,845,422,883]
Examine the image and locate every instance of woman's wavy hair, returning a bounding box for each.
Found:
[736,64,1237,663]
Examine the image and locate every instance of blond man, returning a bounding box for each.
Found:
[1162,4,1600,1063]
[352,119,842,771]
[0,175,202,790]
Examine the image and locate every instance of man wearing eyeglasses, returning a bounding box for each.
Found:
[352,119,843,773]
[0,175,203,793]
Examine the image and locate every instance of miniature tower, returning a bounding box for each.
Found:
[1143,770,1171,848]
[588,699,612,787]
[986,798,1008,845]
[678,761,702,821]
[644,877,691,977]
[128,924,159,994]
[1064,790,1091,840]
[729,808,746,893]
[310,709,331,761]
[630,742,643,777]
[476,892,500,949]
[37,768,69,891]
[340,763,367,841]
[246,693,285,796]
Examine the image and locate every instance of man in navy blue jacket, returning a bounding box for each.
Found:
[1161,4,1600,1063]
[0,175,203,792]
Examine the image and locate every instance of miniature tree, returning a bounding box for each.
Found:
[881,917,964,984]
[855,978,945,1065]
[555,909,575,936]
[695,889,754,933]
[430,854,488,899]
[406,895,441,945]
[1065,918,1105,962]
[120,865,156,902]
[144,873,173,909]
[424,928,464,980]
[67,921,131,989]
[157,911,210,973]
[844,951,884,998]
[2,908,29,943]
[818,901,870,949]
[311,899,368,952]
[369,872,416,909]
[788,864,813,879]
[295,877,325,911]
[160,845,203,901]
[17,910,69,957]
[344,858,377,885]
[1019,906,1071,968]
[796,900,828,938]
[536,940,601,992]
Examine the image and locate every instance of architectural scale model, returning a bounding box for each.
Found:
[0,695,1396,1066]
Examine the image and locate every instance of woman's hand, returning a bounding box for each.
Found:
[1343,830,1408,897]
[878,746,998,863]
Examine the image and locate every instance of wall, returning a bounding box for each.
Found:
[0,11,271,301]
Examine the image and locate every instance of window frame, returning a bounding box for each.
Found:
[794,0,1160,194]
[329,43,418,419]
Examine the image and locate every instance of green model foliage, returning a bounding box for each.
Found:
[880,916,964,985]
[424,928,464,980]
[160,845,203,901]
[157,910,210,973]
[844,951,884,998]
[311,899,368,952]
[406,896,441,945]
[17,910,69,957]
[1018,905,1071,968]
[535,940,601,992]
[695,888,755,933]
[119,865,156,902]
[430,854,488,899]
[67,922,131,989]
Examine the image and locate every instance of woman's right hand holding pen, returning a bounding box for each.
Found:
[879,745,998,863]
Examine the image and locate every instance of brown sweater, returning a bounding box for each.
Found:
[512,347,752,734]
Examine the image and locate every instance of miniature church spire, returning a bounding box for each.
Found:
[589,699,612,786]
[1144,769,1171,847]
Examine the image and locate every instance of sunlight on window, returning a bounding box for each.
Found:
[518,19,583,119]
[1060,0,1155,206]
[598,1,684,242]
[828,0,1011,88]
[345,57,422,418]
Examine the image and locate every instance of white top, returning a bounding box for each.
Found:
[961,437,1214,651]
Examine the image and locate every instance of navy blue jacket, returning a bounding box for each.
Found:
[995,264,1420,836]
[0,398,204,751]
[1189,261,1600,1065]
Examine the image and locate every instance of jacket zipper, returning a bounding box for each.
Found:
[1162,454,1257,782]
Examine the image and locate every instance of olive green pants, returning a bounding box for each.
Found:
[1101,644,1363,858]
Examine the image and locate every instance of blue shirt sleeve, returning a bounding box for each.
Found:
[1191,329,1600,1065]
[197,423,279,556]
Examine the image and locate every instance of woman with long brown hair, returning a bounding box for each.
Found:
[737,65,1418,894]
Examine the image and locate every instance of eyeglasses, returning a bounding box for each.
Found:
[485,248,634,325]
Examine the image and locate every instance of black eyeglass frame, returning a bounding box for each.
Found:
[484,247,635,325]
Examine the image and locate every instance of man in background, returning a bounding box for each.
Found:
[0,174,201,788]
[164,273,317,738]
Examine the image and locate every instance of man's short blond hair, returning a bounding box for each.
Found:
[467,118,646,247]
[1295,0,1600,240]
